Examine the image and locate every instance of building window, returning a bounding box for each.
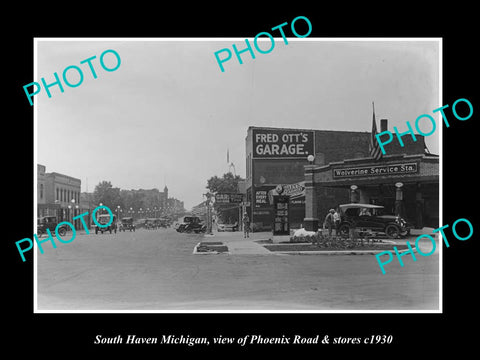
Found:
[56,188,59,201]
[40,184,43,199]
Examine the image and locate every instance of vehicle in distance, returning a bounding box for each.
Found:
[37,216,68,237]
[176,216,206,233]
[217,222,238,232]
[95,214,117,234]
[119,217,135,232]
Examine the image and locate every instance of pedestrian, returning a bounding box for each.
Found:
[333,208,341,235]
[242,213,250,238]
[324,209,335,236]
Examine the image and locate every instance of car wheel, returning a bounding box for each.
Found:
[58,227,67,237]
[385,224,400,238]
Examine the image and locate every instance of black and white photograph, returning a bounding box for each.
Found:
[7,6,479,355]
[34,38,440,312]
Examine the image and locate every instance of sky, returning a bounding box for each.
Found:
[36,39,440,210]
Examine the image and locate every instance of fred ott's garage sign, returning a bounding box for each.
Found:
[333,163,418,179]
[253,128,315,159]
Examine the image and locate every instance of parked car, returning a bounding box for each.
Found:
[145,218,162,230]
[119,217,135,232]
[176,216,206,233]
[159,217,170,228]
[217,222,238,232]
[337,203,410,238]
[37,216,68,237]
[95,214,117,234]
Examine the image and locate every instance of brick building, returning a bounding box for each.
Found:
[37,164,82,225]
[245,123,438,231]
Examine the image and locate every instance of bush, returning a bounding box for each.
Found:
[289,232,376,249]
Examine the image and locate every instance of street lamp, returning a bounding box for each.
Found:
[68,204,72,226]
[75,204,79,230]
[307,154,315,165]
[70,198,76,225]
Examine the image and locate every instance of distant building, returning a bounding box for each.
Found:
[37,164,82,226]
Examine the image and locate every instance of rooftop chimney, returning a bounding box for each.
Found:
[380,119,388,132]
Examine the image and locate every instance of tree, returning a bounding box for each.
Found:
[93,181,123,210]
[206,172,243,193]
[206,172,244,224]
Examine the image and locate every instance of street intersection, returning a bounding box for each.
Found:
[36,227,439,311]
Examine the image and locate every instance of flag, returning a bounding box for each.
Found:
[369,102,383,161]
[227,148,229,164]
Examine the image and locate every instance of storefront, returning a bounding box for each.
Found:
[245,123,437,232]
[303,153,439,230]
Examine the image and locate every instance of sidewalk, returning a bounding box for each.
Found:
[203,230,272,255]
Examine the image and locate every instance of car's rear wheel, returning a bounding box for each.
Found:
[385,224,400,238]
[56,227,66,237]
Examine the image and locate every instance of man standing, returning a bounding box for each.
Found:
[324,209,335,236]
[333,208,341,235]
[242,213,250,238]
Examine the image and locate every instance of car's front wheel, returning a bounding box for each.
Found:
[385,224,400,238]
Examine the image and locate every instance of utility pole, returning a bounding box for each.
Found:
[204,192,213,235]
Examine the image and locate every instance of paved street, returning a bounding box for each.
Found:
[36,228,439,311]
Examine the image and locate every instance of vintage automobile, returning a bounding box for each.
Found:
[119,217,135,232]
[217,221,239,232]
[337,203,410,238]
[176,216,206,233]
[95,213,117,234]
[159,217,170,228]
[145,218,161,230]
[37,216,68,237]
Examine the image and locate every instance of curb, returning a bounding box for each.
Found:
[269,247,418,256]
[270,250,393,256]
